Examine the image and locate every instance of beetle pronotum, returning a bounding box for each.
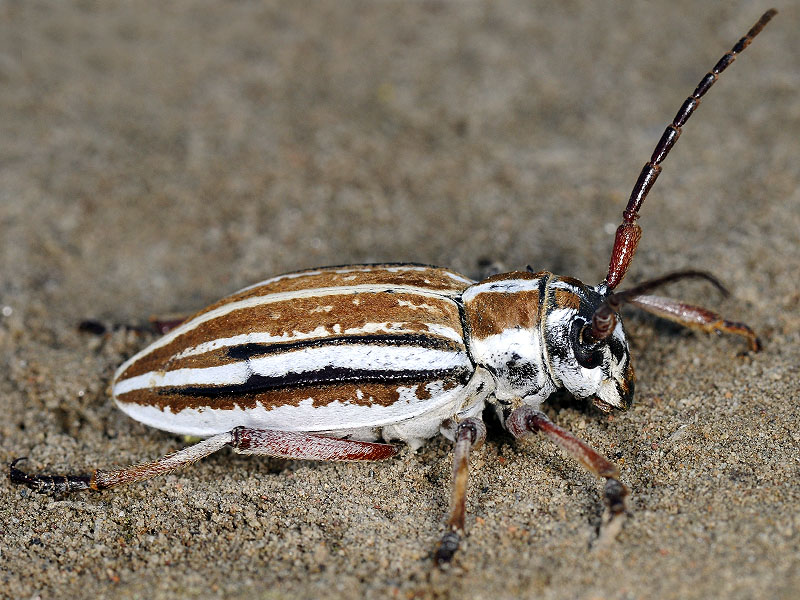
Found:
[11,9,775,565]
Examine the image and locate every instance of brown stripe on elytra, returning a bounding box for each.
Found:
[117,292,463,381]
[464,289,541,339]
[553,289,581,310]
[116,379,465,412]
[200,265,471,313]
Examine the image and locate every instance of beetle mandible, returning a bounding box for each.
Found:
[11,9,775,565]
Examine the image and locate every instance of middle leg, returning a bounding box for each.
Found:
[434,417,487,566]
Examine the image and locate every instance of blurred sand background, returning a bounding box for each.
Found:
[1,2,798,599]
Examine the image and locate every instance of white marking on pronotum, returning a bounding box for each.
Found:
[114,345,471,395]
[461,277,542,300]
[549,280,583,292]
[468,326,553,402]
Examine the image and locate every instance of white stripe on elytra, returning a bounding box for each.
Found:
[115,380,470,438]
[443,271,474,284]
[171,322,465,360]
[114,344,470,395]
[235,270,323,293]
[114,283,463,378]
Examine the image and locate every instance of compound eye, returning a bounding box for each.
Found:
[570,319,603,369]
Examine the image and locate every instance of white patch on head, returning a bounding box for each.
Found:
[559,361,604,398]
[594,320,630,408]
[545,304,631,408]
[548,308,606,397]
[548,280,583,292]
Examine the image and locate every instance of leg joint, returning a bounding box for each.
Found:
[456,418,487,447]
[505,405,544,438]
[230,426,249,450]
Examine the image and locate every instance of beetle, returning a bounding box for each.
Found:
[10,9,774,565]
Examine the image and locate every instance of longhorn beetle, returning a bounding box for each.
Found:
[11,9,775,565]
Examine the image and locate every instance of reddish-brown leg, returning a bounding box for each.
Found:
[629,293,761,351]
[507,406,628,545]
[9,428,397,495]
[435,417,487,566]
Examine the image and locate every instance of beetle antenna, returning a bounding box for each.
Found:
[602,9,777,290]
[586,270,728,343]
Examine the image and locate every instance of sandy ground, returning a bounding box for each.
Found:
[1,2,798,599]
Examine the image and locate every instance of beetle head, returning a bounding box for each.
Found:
[462,271,634,410]
[543,278,635,411]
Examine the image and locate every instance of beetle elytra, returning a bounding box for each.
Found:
[10,9,775,565]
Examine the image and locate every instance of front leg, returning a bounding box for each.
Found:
[434,417,487,566]
[507,406,628,546]
[628,293,761,351]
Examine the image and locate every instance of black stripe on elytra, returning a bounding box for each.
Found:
[162,364,473,398]
[225,333,462,361]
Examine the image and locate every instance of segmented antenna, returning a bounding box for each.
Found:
[603,9,777,291]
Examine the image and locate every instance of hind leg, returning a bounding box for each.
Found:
[10,428,397,494]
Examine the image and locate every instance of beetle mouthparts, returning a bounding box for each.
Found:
[592,396,615,413]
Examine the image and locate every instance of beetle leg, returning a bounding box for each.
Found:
[77,314,187,337]
[9,457,94,495]
[10,433,234,493]
[506,406,628,547]
[434,417,487,566]
[228,427,398,461]
[9,429,397,494]
[628,293,761,351]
